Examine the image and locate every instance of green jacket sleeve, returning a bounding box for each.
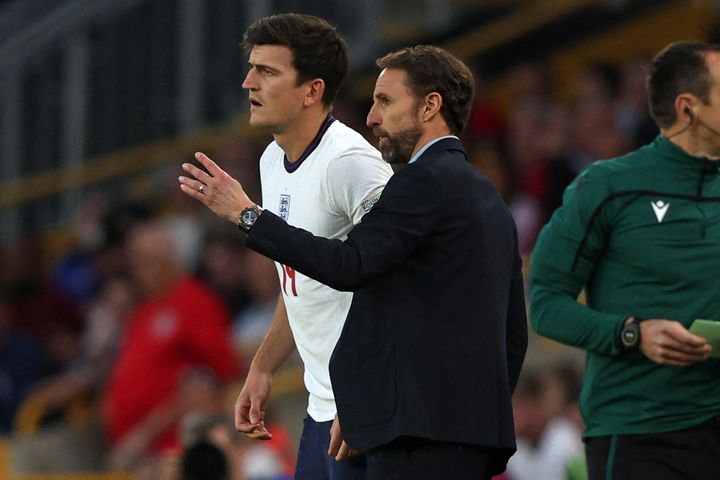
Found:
[529,164,628,355]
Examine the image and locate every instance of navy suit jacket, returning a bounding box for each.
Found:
[246,138,527,472]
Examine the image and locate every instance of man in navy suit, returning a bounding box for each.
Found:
[180,45,527,480]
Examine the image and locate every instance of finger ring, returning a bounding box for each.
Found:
[199,184,204,193]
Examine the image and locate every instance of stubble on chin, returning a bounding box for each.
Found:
[380,127,423,164]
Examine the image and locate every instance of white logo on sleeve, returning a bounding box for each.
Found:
[651,200,669,223]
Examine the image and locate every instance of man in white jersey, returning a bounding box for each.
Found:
[234,13,392,479]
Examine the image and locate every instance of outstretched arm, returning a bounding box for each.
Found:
[179,151,439,292]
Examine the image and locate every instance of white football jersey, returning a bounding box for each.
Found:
[259,115,393,421]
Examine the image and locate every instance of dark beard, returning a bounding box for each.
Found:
[379,126,423,164]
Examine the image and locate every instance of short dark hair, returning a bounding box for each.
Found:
[376,45,475,136]
[243,13,349,107]
[647,41,720,129]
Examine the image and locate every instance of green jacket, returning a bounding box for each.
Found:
[530,135,720,437]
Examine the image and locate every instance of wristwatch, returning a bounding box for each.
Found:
[620,317,644,350]
[237,204,263,232]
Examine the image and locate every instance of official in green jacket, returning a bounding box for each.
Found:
[531,41,720,480]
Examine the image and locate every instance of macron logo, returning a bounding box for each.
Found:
[651,200,669,223]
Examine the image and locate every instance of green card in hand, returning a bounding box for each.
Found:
[689,319,720,358]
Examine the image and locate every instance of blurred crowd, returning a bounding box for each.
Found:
[0,56,657,479]
[466,58,657,255]
[1,172,298,478]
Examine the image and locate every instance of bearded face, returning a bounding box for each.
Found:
[367,68,427,165]
[374,123,423,164]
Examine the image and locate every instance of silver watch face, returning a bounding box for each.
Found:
[241,208,258,227]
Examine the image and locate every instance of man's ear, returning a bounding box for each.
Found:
[422,92,442,121]
[675,93,697,124]
[304,79,326,107]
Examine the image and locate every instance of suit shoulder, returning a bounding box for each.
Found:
[416,147,479,183]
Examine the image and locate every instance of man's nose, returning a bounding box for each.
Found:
[366,104,380,128]
[242,69,257,90]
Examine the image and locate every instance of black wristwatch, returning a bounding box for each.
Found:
[237,205,262,232]
[620,317,644,350]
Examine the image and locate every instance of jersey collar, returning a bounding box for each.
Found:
[656,134,720,171]
[284,113,336,173]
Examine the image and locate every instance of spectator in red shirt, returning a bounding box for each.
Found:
[103,222,239,471]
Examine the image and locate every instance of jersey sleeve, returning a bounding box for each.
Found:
[529,163,628,356]
[324,147,393,225]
